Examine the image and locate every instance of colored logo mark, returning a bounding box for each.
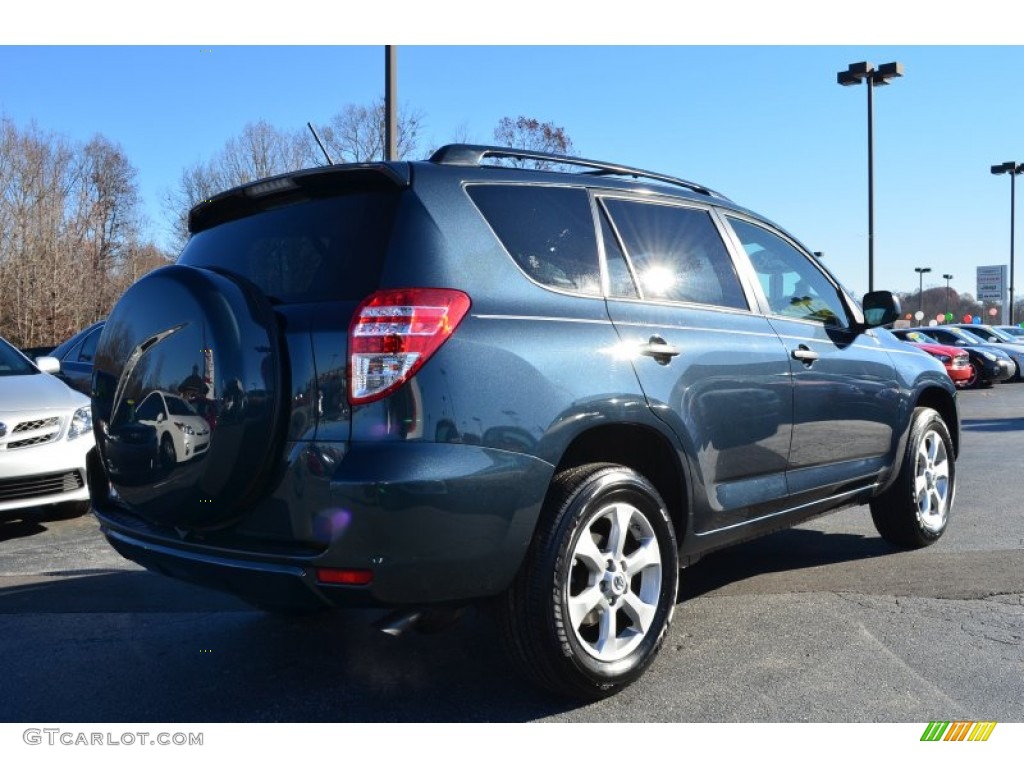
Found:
[921,721,997,742]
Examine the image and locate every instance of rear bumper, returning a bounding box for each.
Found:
[95,441,553,608]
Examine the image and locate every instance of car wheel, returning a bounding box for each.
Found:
[498,463,678,700]
[47,500,91,520]
[159,434,176,470]
[965,362,980,388]
[870,407,955,549]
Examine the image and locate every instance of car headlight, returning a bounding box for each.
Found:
[67,405,92,441]
[174,421,195,435]
[933,354,951,363]
[981,351,997,361]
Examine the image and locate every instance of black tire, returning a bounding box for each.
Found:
[47,500,91,520]
[870,407,955,549]
[159,434,176,470]
[965,362,980,388]
[498,464,679,700]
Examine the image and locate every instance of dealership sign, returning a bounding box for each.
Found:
[976,265,1007,301]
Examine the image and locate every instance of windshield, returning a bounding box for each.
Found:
[948,327,986,344]
[904,331,937,344]
[0,337,37,376]
[988,327,1017,342]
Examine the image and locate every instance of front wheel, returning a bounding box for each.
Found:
[498,464,679,700]
[870,407,955,549]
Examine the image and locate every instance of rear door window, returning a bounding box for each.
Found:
[602,199,747,310]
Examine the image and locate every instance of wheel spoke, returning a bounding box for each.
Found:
[594,601,618,656]
[914,471,928,499]
[608,503,634,561]
[623,537,661,577]
[573,529,606,572]
[620,591,657,635]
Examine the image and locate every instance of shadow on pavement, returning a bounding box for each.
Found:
[681,527,892,599]
[0,524,896,723]
[0,516,48,543]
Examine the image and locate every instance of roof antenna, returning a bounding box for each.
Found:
[307,122,334,166]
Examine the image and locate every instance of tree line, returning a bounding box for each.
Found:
[0,109,574,348]
[0,119,167,348]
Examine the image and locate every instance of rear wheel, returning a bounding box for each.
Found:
[498,464,679,700]
[870,407,955,549]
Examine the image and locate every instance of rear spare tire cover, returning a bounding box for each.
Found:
[92,265,283,528]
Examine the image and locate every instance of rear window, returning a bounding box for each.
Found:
[178,192,399,303]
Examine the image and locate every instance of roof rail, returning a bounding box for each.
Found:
[429,144,728,199]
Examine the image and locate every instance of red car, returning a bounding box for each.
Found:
[905,340,972,387]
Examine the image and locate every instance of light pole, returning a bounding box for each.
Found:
[915,266,932,317]
[385,45,397,161]
[991,161,1024,325]
[943,273,954,317]
[838,61,904,293]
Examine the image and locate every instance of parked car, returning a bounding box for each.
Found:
[943,323,1024,380]
[48,320,105,395]
[0,334,95,519]
[994,324,1024,341]
[887,331,972,387]
[88,144,960,700]
[909,326,1016,387]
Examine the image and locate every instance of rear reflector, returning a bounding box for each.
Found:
[349,288,471,405]
[316,568,373,586]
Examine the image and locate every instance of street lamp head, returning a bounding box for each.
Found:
[991,161,1019,175]
[915,267,932,275]
[837,61,873,86]
[943,273,954,281]
[872,62,904,86]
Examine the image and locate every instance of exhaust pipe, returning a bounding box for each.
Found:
[374,609,423,637]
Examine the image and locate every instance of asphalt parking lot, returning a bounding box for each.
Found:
[1,383,1022,723]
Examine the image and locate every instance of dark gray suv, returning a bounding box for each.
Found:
[89,145,959,699]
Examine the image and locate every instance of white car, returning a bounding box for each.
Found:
[133,390,211,466]
[0,335,94,519]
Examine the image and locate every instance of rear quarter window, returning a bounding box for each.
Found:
[467,184,602,296]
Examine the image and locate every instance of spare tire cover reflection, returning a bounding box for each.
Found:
[92,265,283,528]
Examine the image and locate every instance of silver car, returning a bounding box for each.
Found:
[0,334,95,519]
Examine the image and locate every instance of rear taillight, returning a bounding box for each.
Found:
[348,288,471,405]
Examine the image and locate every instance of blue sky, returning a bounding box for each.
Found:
[3,8,1024,301]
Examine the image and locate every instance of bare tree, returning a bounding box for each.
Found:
[163,120,309,252]
[314,99,424,164]
[164,104,426,252]
[493,116,576,169]
[0,119,166,347]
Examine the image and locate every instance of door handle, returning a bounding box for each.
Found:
[791,344,819,364]
[640,336,680,365]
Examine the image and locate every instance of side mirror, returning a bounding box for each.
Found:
[861,290,900,328]
[35,356,61,374]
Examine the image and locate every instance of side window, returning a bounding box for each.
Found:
[603,199,747,310]
[467,185,601,296]
[599,208,639,299]
[77,327,100,363]
[135,393,166,422]
[728,217,848,328]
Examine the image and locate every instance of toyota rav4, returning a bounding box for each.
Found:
[89,145,959,699]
